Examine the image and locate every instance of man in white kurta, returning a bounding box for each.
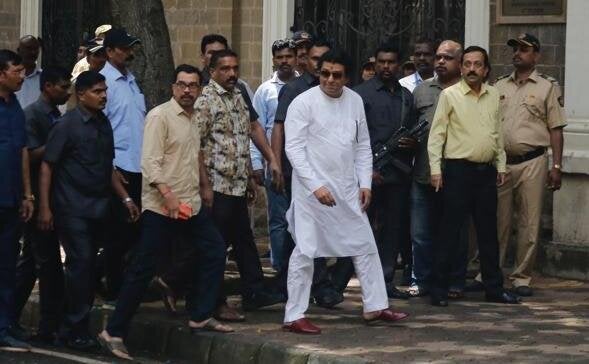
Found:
[283,50,409,334]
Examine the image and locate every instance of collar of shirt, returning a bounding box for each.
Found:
[373,76,403,94]
[24,68,42,79]
[102,61,134,82]
[209,79,241,97]
[36,95,61,118]
[270,70,300,84]
[169,96,192,118]
[508,68,539,84]
[301,72,318,86]
[458,78,490,97]
[0,93,19,106]
[76,105,107,124]
[413,71,424,84]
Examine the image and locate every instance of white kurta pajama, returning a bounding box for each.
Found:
[284,86,389,323]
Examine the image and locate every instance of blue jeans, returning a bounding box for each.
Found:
[265,179,290,272]
[0,208,20,335]
[410,181,468,291]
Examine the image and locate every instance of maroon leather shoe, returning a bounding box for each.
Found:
[364,309,409,324]
[282,318,321,334]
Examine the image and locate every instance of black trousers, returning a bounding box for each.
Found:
[431,159,504,299]
[213,192,265,300]
[106,210,225,338]
[103,168,142,300]
[331,182,410,291]
[0,208,21,335]
[55,215,105,337]
[13,220,64,334]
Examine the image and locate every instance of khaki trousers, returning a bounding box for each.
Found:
[498,153,548,287]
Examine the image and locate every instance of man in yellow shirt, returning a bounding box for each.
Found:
[427,46,520,307]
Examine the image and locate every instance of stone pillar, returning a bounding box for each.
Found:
[541,0,589,280]
[20,0,41,37]
[464,0,490,50]
[261,0,294,81]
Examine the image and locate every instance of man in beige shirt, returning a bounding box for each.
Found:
[486,34,565,297]
[98,65,232,361]
[427,46,520,307]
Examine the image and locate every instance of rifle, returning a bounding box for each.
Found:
[372,119,429,177]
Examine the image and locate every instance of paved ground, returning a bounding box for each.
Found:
[8,252,589,363]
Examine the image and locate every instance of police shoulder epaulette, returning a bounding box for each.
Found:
[495,74,509,81]
[538,73,559,85]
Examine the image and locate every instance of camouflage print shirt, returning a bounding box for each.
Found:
[196,79,251,197]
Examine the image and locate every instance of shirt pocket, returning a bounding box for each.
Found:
[77,138,100,165]
[523,95,545,120]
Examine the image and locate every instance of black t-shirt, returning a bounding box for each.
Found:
[274,72,318,177]
[353,77,417,184]
[24,97,61,198]
[44,106,115,218]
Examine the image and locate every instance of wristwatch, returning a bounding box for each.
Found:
[553,164,562,170]
[23,194,35,201]
[122,197,133,204]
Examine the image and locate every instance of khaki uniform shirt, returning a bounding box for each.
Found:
[196,80,251,197]
[141,98,202,216]
[428,79,506,175]
[494,69,566,156]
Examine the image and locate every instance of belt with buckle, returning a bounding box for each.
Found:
[506,147,546,165]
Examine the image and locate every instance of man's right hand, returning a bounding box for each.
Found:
[164,192,180,219]
[313,186,336,207]
[114,169,129,185]
[431,174,443,192]
[37,206,54,231]
[252,169,264,186]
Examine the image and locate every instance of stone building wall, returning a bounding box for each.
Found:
[162,0,264,89]
[488,0,566,85]
[0,0,20,51]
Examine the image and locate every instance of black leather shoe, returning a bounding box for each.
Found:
[0,333,31,352]
[314,290,344,309]
[66,335,98,351]
[430,296,449,307]
[242,290,285,311]
[485,291,521,304]
[464,280,485,292]
[387,285,410,300]
[400,266,412,287]
[514,285,533,297]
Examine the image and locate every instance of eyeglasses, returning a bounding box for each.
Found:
[174,82,200,91]
[319,70,344,80]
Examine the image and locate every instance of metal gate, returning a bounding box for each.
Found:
[42,0,111,71]
[292,0,465,84]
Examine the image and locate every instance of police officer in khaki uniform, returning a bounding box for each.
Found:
[491,33,566,297]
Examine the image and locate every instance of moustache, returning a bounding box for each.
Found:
[227,77,237,83]
[126,54,135,62]
[467,71,477,77]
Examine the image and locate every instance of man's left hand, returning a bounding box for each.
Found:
[20,199,34,222]
[125,200,140,222]
[359,188,371,212]
[496,172,506,187]
[247,178,258,205]
[398,137,417,149]
[547,168,562,191]
[269,160,284,193]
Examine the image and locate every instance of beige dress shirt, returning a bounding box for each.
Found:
[428,79,506,175]
[141,97,202,216]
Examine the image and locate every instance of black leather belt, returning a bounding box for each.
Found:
[506,147,546,165]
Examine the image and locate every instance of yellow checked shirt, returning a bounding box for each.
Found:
[428,79,506,175]
[494,69,566,156]
[141,98,202,216]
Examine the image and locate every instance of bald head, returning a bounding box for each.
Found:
[17,35,41,68]
[435,40,463,83]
